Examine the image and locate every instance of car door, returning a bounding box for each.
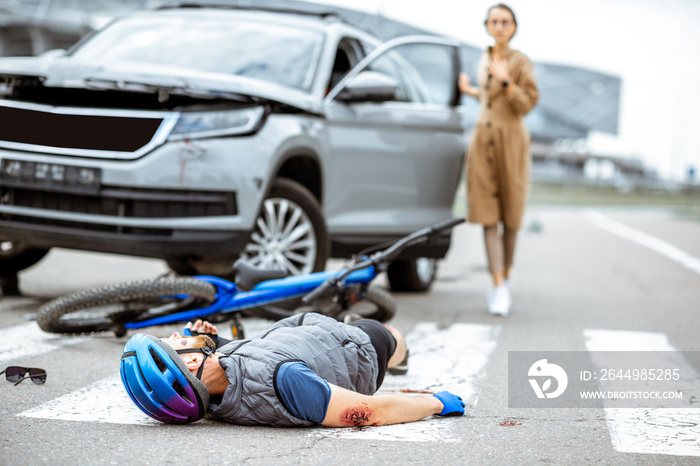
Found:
[322,36,466,235]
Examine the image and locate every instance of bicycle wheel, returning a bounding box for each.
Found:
[342,286,397,323]
[37,278,217,335]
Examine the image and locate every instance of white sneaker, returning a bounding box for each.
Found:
[488,286,511,316]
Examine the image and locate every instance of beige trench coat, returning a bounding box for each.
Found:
[466,46,539,231]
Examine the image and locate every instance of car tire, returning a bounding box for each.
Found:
[241,178,329,275]
[0,240,50,274]
[387,257,438,292]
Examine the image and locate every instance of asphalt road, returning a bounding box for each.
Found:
[1,206,699,465]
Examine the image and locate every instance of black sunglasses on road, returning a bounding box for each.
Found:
[1,366,47,385]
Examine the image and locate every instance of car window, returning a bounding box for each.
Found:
[69,15,324,91]
[393,44,458,106]
[328,38,365,92]
[364,49,429,103]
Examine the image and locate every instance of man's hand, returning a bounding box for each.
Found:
[184,319,219,342]
[433,391,465,416]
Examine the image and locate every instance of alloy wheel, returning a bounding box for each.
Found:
[242,197,318,276]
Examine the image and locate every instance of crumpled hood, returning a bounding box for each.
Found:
[0,54,320,113]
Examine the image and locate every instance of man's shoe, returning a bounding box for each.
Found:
[488,286,511,317]
[387,349,409,375]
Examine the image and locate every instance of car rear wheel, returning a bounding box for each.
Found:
[241,178,329,276]
[0,240,50,274]
[387,257,438,292]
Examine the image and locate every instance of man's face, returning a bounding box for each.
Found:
[161,332,217,378]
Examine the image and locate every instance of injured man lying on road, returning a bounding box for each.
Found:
[120,313,465,426]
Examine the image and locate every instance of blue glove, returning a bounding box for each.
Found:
[433,391,465,416]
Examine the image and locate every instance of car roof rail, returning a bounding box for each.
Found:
[160,3,343,21]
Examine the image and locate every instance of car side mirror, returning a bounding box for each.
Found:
[335,71,398,103]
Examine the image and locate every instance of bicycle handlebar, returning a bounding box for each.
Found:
[301,217,465,303]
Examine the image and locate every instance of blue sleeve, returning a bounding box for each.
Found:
[275,361,331,424]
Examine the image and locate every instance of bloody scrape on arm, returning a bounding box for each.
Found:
[321,384,444,427]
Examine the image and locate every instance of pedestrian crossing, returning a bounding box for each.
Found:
[0,321,89,364]
[3,319,699,457]
[584,329,700,457]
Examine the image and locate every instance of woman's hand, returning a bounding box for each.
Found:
[458,72,478,97]
[488,55,511,83]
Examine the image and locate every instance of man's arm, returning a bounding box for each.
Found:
[321,384,459,427]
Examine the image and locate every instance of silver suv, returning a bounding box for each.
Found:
[0,5,466,291]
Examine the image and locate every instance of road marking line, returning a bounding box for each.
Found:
[586,211,700,275]
[0,322,88,364]
[20,374,159,425]
[18,321,502,443]
[311,322,502,442]
[584,329,700,457]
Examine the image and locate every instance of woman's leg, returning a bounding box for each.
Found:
[484,224,511,316]
[502,226,518,281]
[484,224,505,286]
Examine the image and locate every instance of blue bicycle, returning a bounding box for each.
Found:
[37,218,464,338]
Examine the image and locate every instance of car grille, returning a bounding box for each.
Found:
[0,186,238,219]
[2,213,172,236]
[0,100,171,159]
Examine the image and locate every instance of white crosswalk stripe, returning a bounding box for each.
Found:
[0,322,89,364]
[584,329,700,457]
[20,373,158,425]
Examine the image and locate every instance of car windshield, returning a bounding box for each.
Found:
[69,13,324,91]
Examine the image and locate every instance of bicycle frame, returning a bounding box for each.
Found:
[121,216,465,330]
[122,266,377,330]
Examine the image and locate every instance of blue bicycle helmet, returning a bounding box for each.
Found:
[120,333,213,424]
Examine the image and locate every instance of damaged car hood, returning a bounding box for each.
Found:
[0,54,321,113]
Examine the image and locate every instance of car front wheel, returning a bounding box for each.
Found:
[387,257,438,292]
[241,178,329,275]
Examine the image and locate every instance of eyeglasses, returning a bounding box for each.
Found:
[1,366,47,385]
[488,20,513,28]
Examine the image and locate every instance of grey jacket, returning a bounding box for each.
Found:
[209,313,379,426]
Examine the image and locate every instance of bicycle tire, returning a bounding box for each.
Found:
[346,287,397,323]
[37,278,217,335]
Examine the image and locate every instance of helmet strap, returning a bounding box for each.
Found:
[176,344,215,380]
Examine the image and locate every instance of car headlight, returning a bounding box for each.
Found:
[168,106,265,140]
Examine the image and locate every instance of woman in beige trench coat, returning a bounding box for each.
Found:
[459,3,539,316]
